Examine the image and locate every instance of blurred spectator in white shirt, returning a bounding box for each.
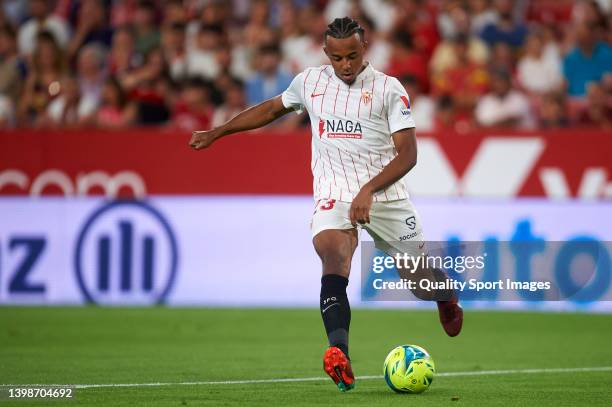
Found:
[476,67,534,128]
[517,30,563,95]
[282,6,327,73]
[187,24,223,80]
[41,76,97,127]
[437,0,465,39]
[18,0,69,55]
[77,43,106,110]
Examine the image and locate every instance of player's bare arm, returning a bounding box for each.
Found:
[349,127,417,226]
[189,96,293,150]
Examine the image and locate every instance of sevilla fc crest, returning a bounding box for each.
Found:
[361,90,372,104]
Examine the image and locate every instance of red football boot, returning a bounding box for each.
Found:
[323,346,355,392]
[437,297,463,337]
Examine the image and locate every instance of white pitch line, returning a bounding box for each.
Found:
[2,366,611,390]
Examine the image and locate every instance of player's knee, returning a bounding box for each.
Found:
[319,250,351,276]
[313,230,357,276]
[314,242,351,275]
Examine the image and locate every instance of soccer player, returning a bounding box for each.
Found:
[189,17,463,392]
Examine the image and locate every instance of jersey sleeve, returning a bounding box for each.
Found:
[281,71,305,114]
[385,77,416,134]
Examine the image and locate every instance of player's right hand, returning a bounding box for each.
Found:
[349,186,373,227]
[189,129,218,150]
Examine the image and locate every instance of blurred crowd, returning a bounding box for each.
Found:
[0,0,610,132]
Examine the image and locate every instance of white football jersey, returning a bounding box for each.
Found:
[281,63,416,202]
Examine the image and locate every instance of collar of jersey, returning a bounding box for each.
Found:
[330,62,374,86]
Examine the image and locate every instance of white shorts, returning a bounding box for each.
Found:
[311,198,426,257]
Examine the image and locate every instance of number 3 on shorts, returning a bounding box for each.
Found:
[320,199,336,211]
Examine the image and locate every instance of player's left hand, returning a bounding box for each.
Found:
[349,186,373,227]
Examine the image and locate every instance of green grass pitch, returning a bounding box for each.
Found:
[1,307,611,406]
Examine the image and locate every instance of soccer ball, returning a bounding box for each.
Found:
[383,344,435,393]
